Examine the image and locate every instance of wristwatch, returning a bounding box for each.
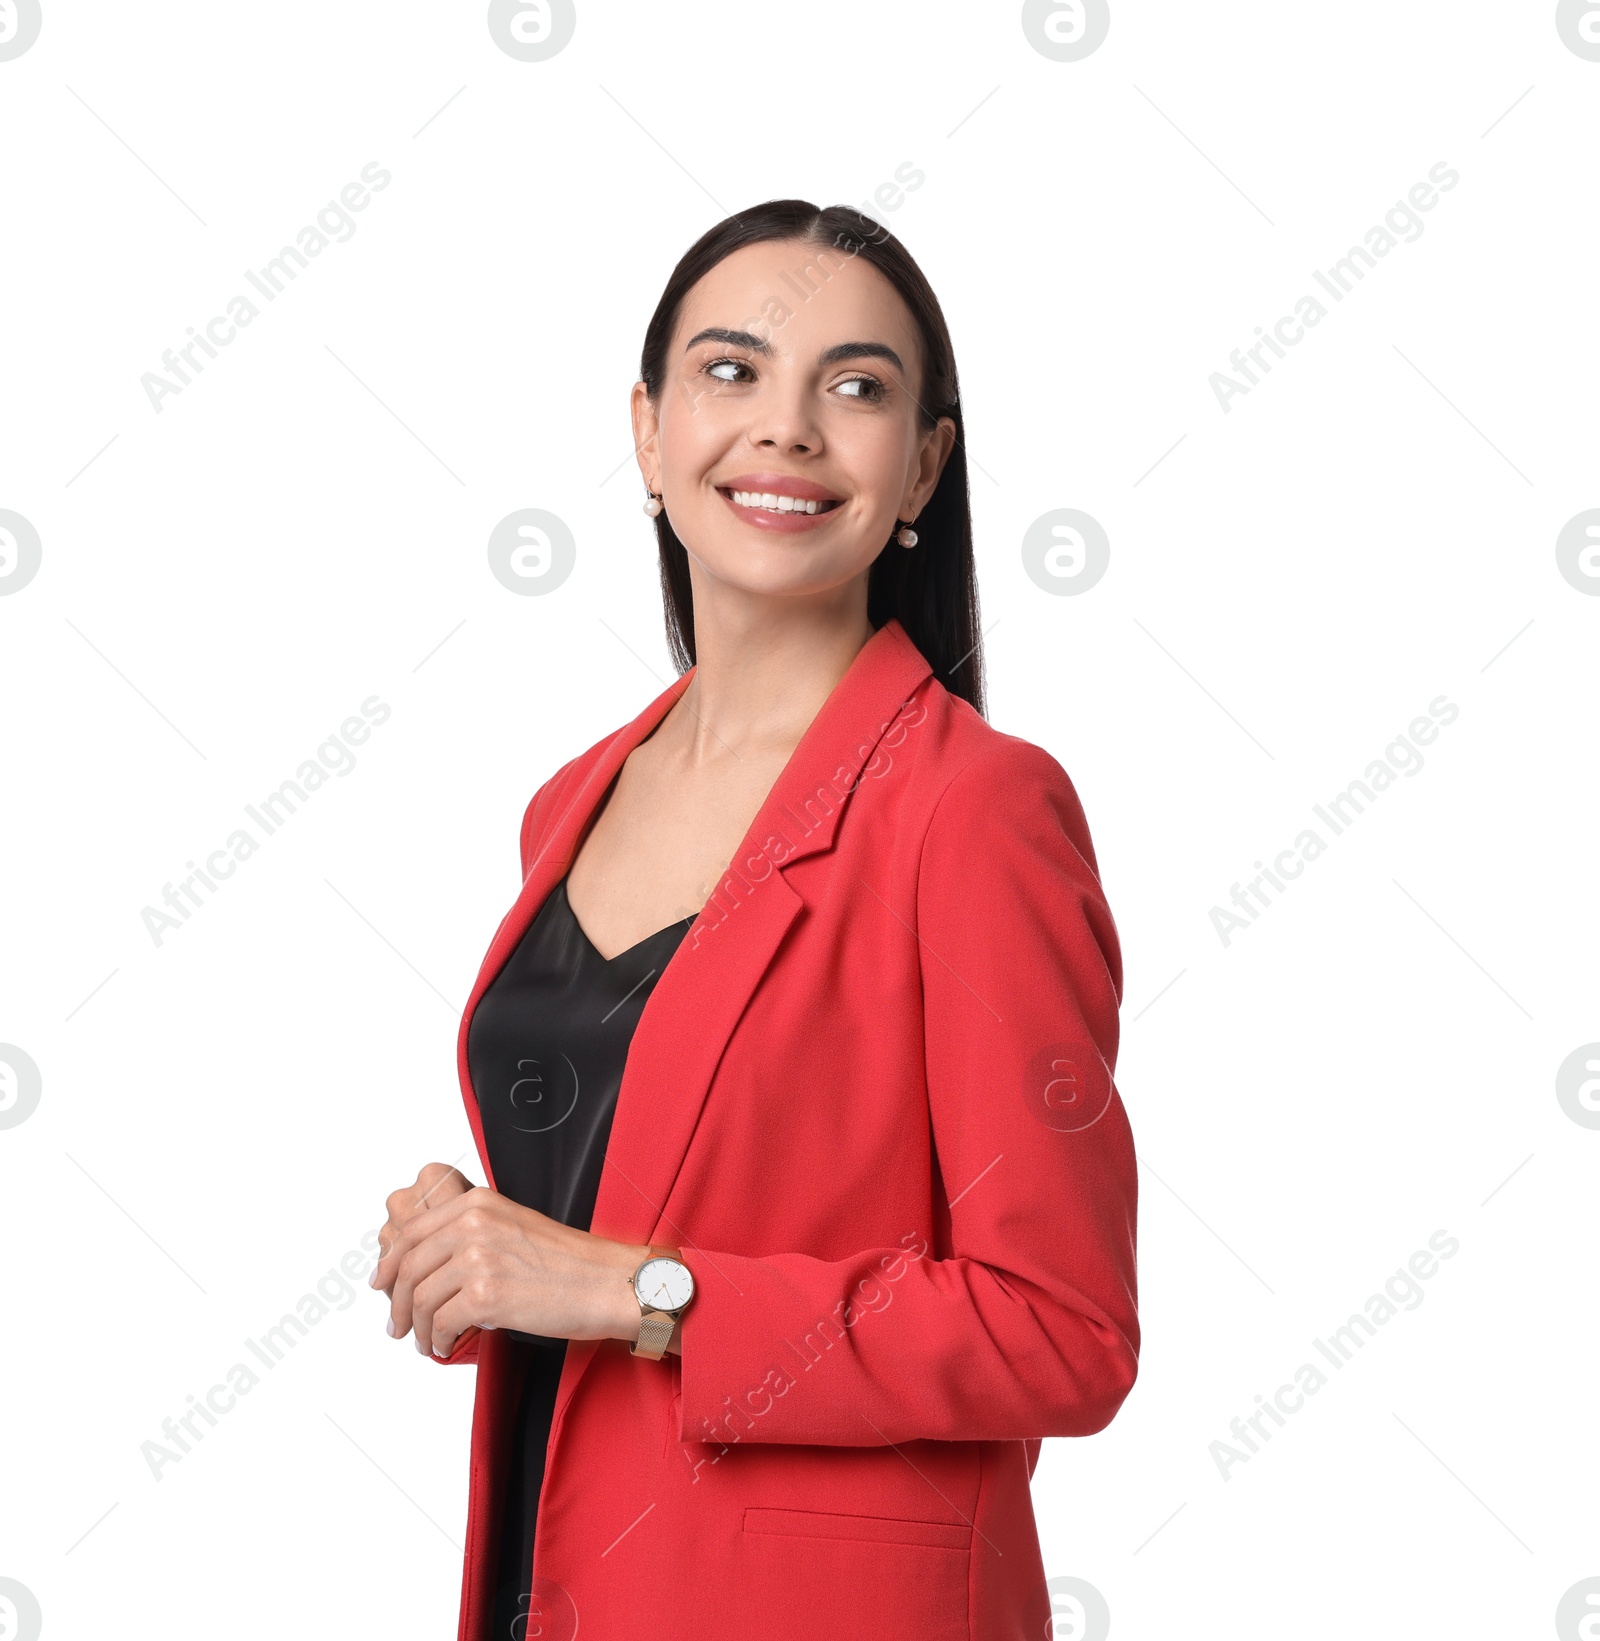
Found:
[629,1247,695,1360]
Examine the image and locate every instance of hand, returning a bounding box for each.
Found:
[372,1162,476,1296]
[371,1163,483,1353]
[374,1184,649,1358]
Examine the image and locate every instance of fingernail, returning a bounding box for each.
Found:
[368,1266,380,1288]
[386,1317,397,1337]
[433,1344,447,1357]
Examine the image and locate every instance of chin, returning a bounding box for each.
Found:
[691,543,873,599]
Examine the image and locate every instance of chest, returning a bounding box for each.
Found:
[564,740,794,961]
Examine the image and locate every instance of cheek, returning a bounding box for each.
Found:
[841,406,915,472]
[656,393,745,508]
[835,424,911,522]
[658,389,736,482]
[667,372,731,429]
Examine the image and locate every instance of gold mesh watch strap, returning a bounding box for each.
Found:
[631,1310,675,1360]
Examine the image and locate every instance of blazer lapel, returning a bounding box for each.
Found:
[454,619,934,1419]
[453,663,697,1194]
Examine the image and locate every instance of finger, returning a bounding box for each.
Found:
[370,1177,467,1294]
[415,1163,472,1213]
[414,1268,480,1358]
[369,1216,398,1294]
[389,1236,448,1342]
[370,1209,417,1296]
[388,1211,470,1342]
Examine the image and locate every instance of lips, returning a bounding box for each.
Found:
[722,490,839,516]
[715,473,844,516]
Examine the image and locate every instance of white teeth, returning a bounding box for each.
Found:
[728,489,832,515]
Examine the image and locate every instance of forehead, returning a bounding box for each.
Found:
[671,238,922,370]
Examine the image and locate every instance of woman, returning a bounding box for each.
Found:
[370,200,1139,1641]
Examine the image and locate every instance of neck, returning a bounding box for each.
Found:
[666,597,875,768]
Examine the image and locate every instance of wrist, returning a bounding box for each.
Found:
[609,1240,653,1342]
[628,1244,691,1359]
[611,1241,691,1350]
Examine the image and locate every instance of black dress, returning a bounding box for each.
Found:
[466,873,691,1641]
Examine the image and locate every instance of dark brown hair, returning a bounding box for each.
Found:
[637,199,986,718]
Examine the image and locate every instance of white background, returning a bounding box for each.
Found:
[2,3,1596,1637]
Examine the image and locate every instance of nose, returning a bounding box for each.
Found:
[746,372,821,455]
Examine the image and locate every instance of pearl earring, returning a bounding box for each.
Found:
[895,520,918,548]
[643,491,664,518]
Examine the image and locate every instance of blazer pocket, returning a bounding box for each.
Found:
[742,1505,971,1552]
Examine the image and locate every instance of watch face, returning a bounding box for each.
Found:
[634,1256,694,1312]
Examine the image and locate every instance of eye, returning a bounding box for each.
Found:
[836,374,888,404]
[703,357,754,384]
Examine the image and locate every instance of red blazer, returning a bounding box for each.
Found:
[434,616,1139,1641]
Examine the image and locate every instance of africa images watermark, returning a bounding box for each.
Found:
[141,1226,383,1480]
[140,161,392,413]
[1210,1229,1460,1481]
[1209,694,1459,947]
[679,1231,930,1479]
[1209,161,1460,414]
[686,686,930,952]
[672,161,926,422]
[140,695,391,945]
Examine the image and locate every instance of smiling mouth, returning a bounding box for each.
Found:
[718,488,842,516]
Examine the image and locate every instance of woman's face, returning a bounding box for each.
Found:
[633,237,956,615]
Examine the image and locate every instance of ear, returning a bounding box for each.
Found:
[903,415,957,517]
[631,380,661,492]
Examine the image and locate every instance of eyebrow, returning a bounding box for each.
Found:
[683,326,905,375]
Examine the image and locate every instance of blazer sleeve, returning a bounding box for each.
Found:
[674,740,1139,1445]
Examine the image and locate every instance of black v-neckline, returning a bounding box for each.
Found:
[556,877,692,968]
